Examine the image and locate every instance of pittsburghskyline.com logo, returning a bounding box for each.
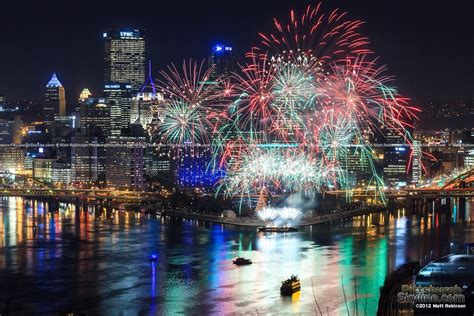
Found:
[397,284,467,310]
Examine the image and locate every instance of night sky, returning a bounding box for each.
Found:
[1,0,472,105]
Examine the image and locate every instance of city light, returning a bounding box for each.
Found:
[0,2,472,315]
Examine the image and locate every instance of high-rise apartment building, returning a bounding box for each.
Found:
[106,136,145,190]
[103,29,146,92]
[44,73,66,123]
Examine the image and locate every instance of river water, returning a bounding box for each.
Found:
[0,197,473,315]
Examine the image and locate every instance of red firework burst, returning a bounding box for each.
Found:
[257,3,371,62]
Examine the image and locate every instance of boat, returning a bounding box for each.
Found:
[233,257,252,265]
[258,226,298,233]
[280,275,301,296]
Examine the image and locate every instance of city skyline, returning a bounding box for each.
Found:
[0,0,472,104]
[0,2,473,314]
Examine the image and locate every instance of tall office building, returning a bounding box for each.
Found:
[104,83,132,135]
[208,43,236,79]
[131,61,163,128]
[71,132,106,186]
[410,140,423,184]
[79,97,111,137]
[44,73,66,123]
[381,128,410,187]
[103,29,146,92]
[51,115,76,163]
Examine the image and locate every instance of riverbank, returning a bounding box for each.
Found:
[163,210,265,227]
[162,206,384,228]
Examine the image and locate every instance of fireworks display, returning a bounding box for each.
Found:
[151,3,422,206]
[157,100,208,144]
[257,207,302,225]
[153,60,225,145]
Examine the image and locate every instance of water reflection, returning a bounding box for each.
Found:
[0,196,473,314]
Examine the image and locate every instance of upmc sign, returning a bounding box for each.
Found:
[120,31,135,38]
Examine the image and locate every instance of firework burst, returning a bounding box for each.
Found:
[157,59,221,106]
[158,100,209,144]
[258,3,370,63]
[153,59,227,145]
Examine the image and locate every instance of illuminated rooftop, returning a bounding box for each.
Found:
[46,73,62,88]
[79,88,92,101]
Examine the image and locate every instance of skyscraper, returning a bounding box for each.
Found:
[71,131,105,186]
[131,61,163,128]
[106,135,145,190]
[380,127,411,187]
[104,82,132,135]
[103,29,146,92]
[44,73,66,123]
[208,43,236,79]
[79,98,111,137]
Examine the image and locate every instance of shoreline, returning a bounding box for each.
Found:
[163,206,385,228]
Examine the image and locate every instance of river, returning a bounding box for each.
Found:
[0,197,473,315]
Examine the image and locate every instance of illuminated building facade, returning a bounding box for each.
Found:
[103,29,146,92]
[0,147,25,174]
[343,148,370,188]
[208,43,236,79]
[32,158,55,180]
[44,73,66,123]
[70,133,105,185]
[51,162,72,185]
[465,150,474,168]
[105,136,145,190]
[172,145,224,192]
[52,115,76,163]
[145,146,171,182]
[104,83,132,136]
[0,115,22,144]
[131,61,163,128]
[411,140,422,184]
[381,128,410,187]
[130,92,162,128]
[79,88,92,102]
[79,98,111,137]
